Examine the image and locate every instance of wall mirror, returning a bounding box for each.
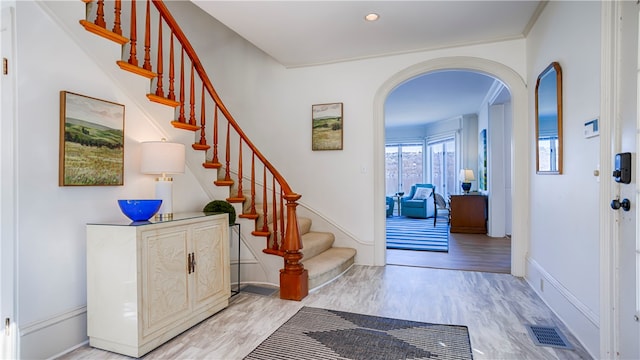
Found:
[535,62,563,174]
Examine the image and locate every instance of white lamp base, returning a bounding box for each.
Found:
[155,177,173,217]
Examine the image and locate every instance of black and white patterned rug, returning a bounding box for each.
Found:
[245,307,473,360]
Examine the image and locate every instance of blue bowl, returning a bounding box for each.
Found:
[117,199,162,222]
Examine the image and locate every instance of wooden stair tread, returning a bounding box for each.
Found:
[116,60,157,79]
[214,180,234,186]
[171,121,200,131]
[203,162,222,169]
[192,143,210,151]
[147,94,180,107]
[79,20,128,45]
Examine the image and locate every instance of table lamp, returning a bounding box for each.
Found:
[459,169,475,194]
[140,139,185,217]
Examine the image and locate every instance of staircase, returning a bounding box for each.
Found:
[77,0,355,299]
[286,218,356,289]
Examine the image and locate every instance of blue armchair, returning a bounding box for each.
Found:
[386,196,395,217]
[401,184,437,226]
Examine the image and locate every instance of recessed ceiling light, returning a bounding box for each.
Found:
[364,13,379,22]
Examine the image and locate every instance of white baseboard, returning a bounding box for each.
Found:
[526,257,599,357]
[20,306,88,360]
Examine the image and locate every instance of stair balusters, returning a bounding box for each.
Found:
[81,0,308,300]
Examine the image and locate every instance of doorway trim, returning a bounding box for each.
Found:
[599,1,625,358]
[373,56,529,277]
[1,4,18,359]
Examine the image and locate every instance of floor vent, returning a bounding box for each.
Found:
[525,325,573,349]
[241,284,279,297]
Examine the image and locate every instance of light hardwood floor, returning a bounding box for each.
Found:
[387,231,512,273]
[59,265,592,360]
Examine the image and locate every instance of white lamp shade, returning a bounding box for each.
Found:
[459,169,475,182]
[140,141,185,175]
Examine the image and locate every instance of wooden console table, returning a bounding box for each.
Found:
[449,194,487,234]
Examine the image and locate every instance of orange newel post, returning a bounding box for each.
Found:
[279,193,308,301]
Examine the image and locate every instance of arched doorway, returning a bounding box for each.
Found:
[384,70,511,272]
[373,57,529,277]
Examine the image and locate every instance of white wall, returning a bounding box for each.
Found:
[461,113,479,188]
[526,1,601,356]
[385,124,428,142]
[488,104,506,237]
[14,2,210,358]
[238,43,526,248]
[503,100,513,236]
[478,89,512,237]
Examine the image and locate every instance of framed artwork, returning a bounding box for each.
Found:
[478,129,487,191]
[312,102,343,150]
[59,91,125,186]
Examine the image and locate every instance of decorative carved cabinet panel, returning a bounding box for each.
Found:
[87,213,230,357]
[449,195,487,234]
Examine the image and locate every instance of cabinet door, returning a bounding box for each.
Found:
[450,195,487,233]
[140,227,190,339]
[191,221,228,313]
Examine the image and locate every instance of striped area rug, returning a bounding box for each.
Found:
[244,307,473,360]
[386,214,449,252]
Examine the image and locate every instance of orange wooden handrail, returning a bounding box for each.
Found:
[151,0,297,197]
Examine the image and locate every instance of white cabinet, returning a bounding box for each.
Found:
[86,213,230,357]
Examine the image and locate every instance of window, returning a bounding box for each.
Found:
[385,143,424,195]
[428,138,456,196]
[537,136,558,173]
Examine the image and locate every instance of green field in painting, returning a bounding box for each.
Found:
[64,118,123,149]
[63,119,123,185]
[312,117,342,150]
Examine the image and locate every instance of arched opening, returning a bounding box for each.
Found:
[373,57,529,277]
[384,70,511,272]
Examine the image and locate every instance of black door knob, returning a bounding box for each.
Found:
[611,198,631,211]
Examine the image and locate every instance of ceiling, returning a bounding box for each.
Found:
[385,71,500,127]
[191,1,544,126]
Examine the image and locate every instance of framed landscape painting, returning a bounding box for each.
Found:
[59,91,125,186]
[312,102,343,151]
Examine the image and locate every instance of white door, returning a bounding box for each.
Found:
[1,5,17,359]
[608,1,640,358]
